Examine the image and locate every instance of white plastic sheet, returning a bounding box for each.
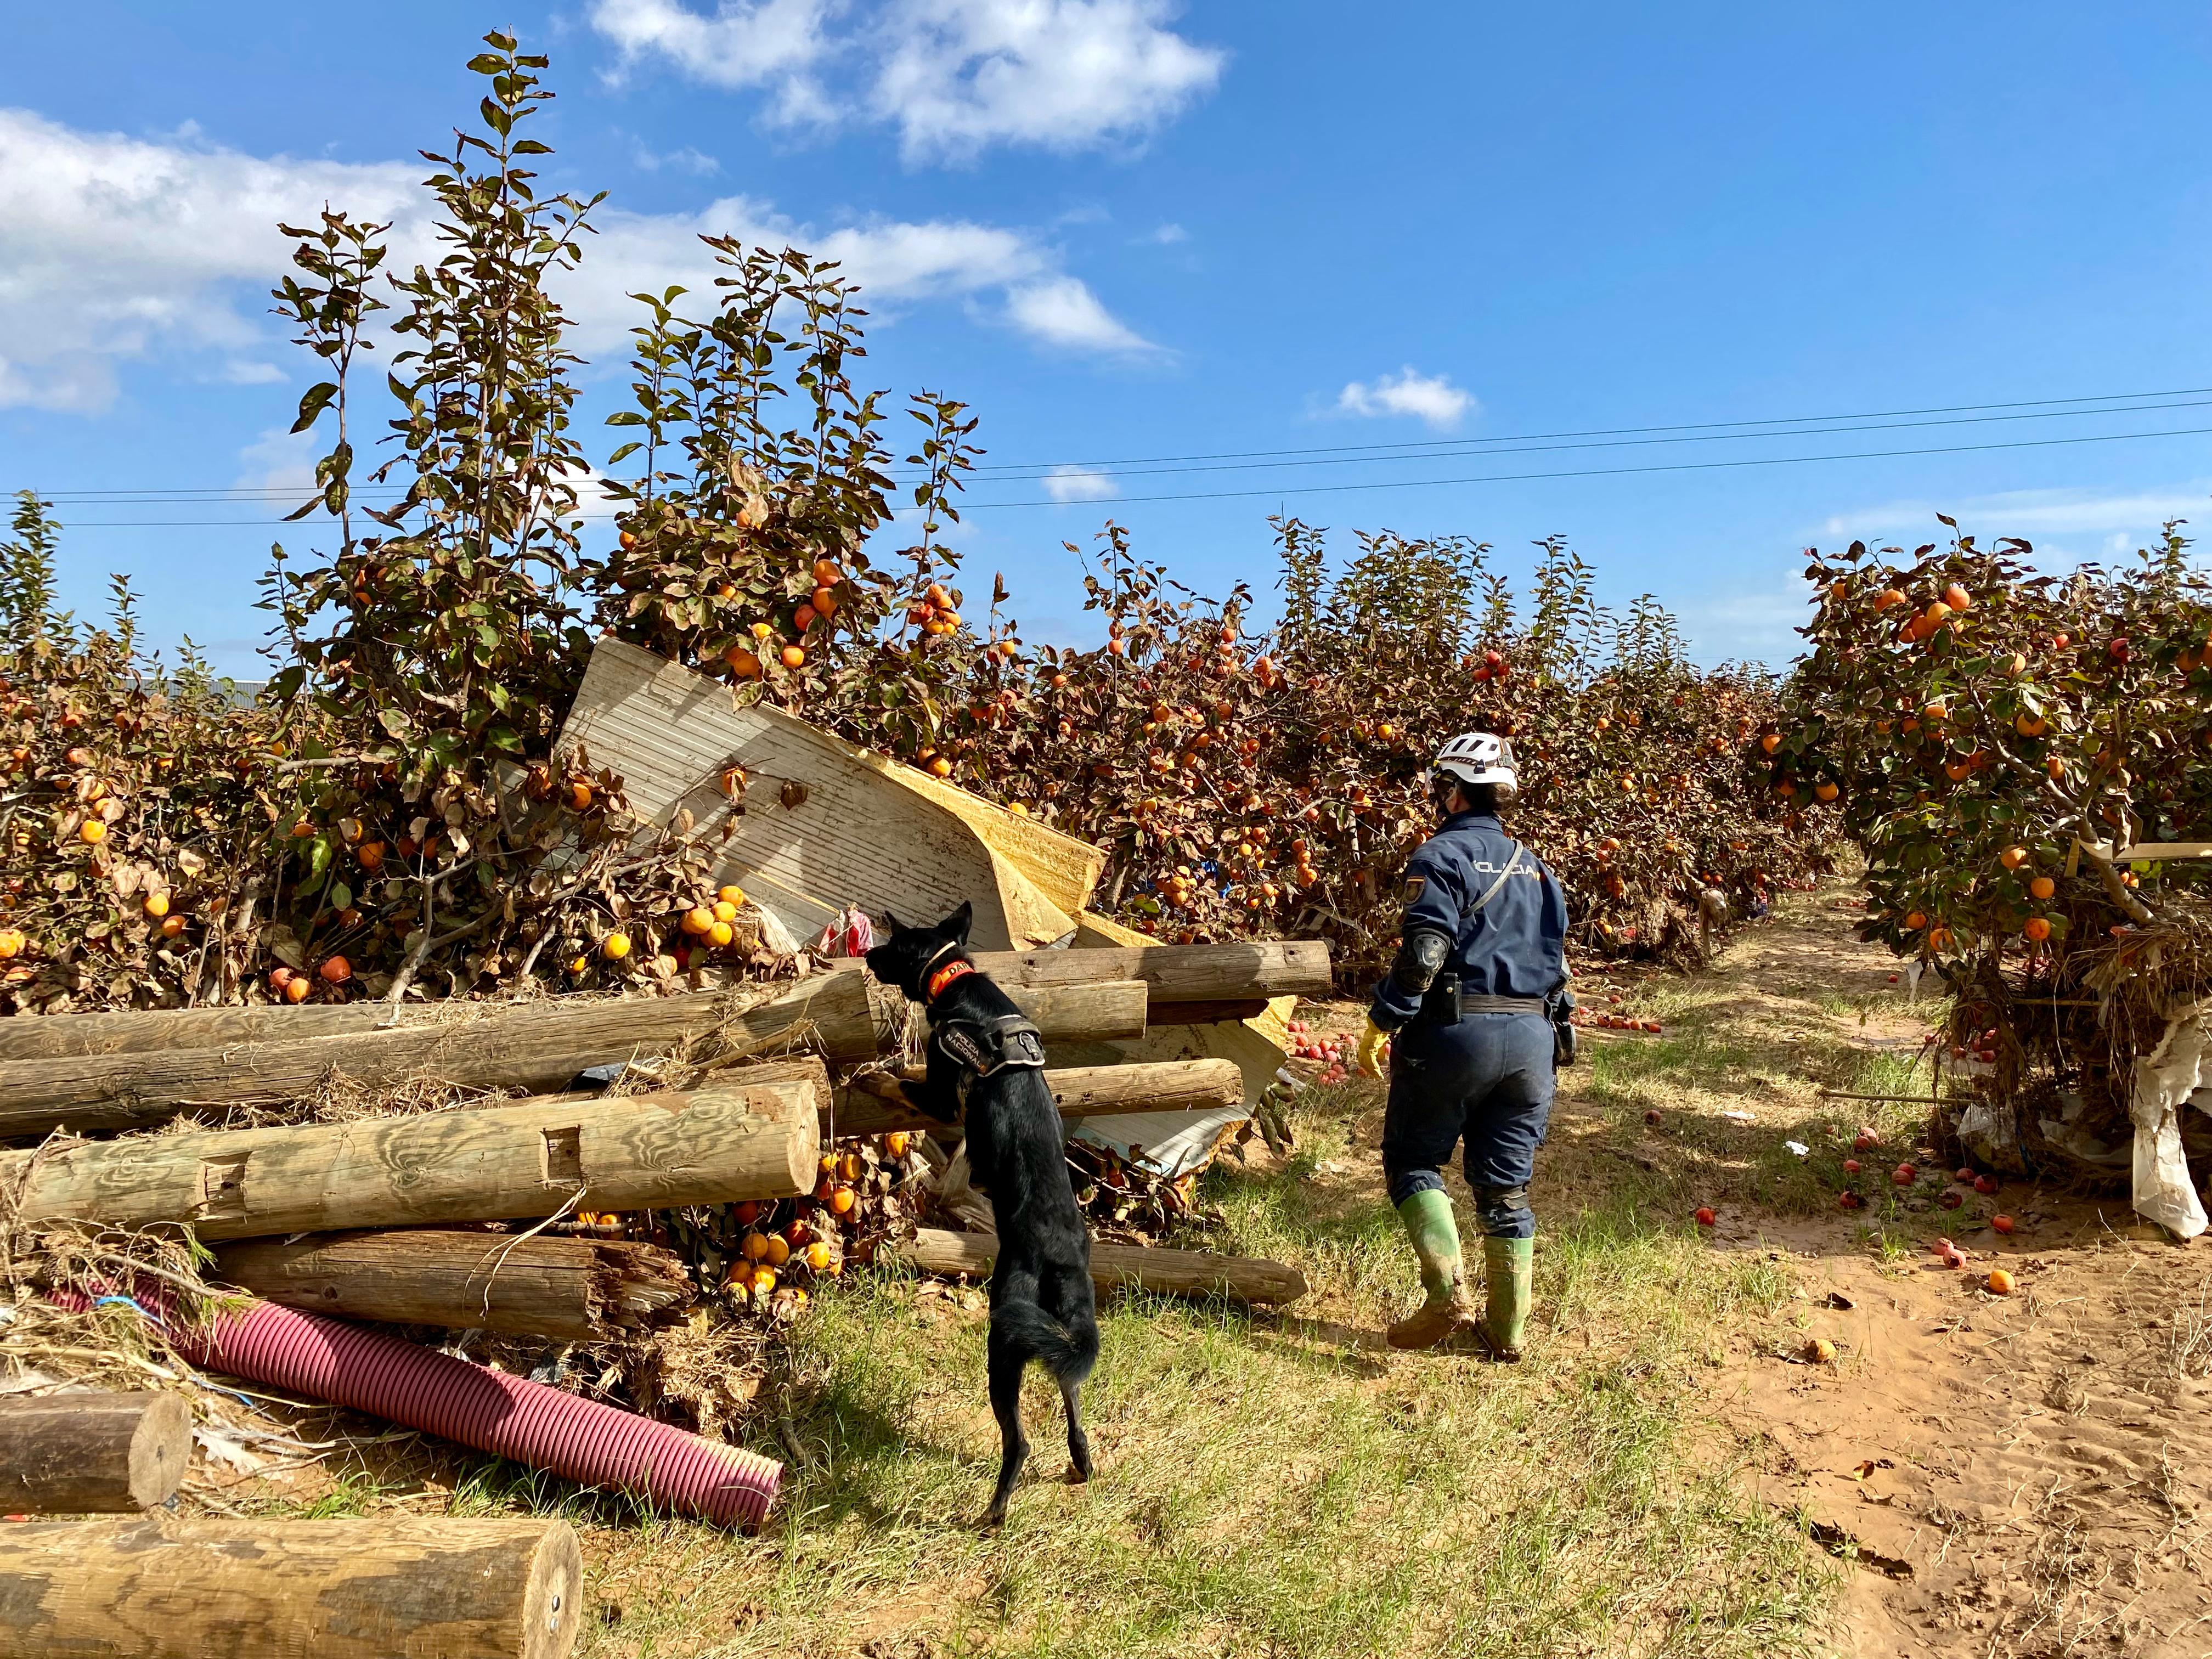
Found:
[2129,1000,2212,1239]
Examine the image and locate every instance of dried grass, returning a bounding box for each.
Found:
[0,1207,222,1398]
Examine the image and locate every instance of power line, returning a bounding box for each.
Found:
[960,422,2212,510]
[18,382,2212,504]
[953,383,2212,476]
[958,396,2212,484]
[35,421,2212,525]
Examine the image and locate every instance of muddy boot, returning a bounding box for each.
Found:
[1386,1189,1479,1350]
[1481,1235,1534,1362]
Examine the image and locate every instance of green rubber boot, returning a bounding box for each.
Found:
[1386,1190,1478,1350]
[1482,1235,1535,1362]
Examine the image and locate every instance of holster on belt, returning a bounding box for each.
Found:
[1420,973,1462,1024]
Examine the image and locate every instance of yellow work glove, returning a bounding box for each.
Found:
[1356,1017,1391,1079]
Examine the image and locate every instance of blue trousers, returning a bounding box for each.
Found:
[1381,1012,1555,1238]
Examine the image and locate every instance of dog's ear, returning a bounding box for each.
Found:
[946,899,973,945]
[881,909,904,935]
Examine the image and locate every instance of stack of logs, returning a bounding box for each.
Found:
[0,938,1325,1654]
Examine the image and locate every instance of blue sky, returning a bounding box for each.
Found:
[4,2,2211,676]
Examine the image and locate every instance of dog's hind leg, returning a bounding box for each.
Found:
[978,1328,1029,1530]
[1060,1378,1092,1486]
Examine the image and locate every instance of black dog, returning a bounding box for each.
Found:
[866,901,1100,1527]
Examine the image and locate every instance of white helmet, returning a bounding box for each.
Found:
[1433,731,1519,803]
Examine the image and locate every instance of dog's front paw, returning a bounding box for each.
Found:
[1063,1463,1091,1487]
[974,1505,1008,1532]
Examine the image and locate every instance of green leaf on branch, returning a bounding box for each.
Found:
[291,382,339,433]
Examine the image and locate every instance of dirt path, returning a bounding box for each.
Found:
[1693,893,2212,1659]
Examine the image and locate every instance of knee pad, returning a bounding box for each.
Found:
[1386,1166,1447,1207]
[1475,1183,1532,1238]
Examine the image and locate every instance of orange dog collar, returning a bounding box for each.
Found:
[926,959,975,1001]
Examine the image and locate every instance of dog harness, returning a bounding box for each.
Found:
[922,952,1047,1109]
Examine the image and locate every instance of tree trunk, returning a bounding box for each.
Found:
[0,1080,819,1242]
[213,1230,695,1341]
[0,976,1143,1137]
[0,1515,582,1659]
[898,1227,1307,1305]
[0,1392,191,1514]
[831,1058,1243,1138]
[0,937,1323,1065]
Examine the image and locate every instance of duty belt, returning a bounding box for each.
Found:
[1419,974,1547,1023]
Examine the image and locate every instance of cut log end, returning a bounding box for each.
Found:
[0,1391,193,1515]
[585,1240,696,1332]
[125,1392,192,1510]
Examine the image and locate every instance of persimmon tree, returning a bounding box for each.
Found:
[1779,520,2212,1156]
[251,33,721,1005]
[0,492,293,1012]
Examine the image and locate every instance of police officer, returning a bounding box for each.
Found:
[1355,731,1570,1357]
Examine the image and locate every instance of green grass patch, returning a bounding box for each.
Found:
[578,1150,1833,1658]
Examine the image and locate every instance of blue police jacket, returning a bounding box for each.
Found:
[1367,811,1570,1030]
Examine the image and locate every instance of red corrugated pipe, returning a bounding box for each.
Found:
[64,1290,781,1530]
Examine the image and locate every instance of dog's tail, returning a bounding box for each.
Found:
[990,1299,1099,1384]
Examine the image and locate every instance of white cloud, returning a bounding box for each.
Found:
[0,108,1150,411]
[234,426,319,496]
[0,109,426,412]
[212,360,287,386]
[1042,465,1118,502]
[872,0,1224,162]
[589,0,1225,162]
[1141,222,1187,244]
[627,137,723,175]
[1005,275,1155,353]
[589,0,832,122]
[1816,484,2209,543]
[577,196,1101,354]
[1335,366,1476,431]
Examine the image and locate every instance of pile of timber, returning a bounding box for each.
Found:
[0,934,1324,1572]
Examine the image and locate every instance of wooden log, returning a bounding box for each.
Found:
[852,938,1332,1014]
[0,1515,583,1659]
[213,1230,696,1341]
[0,1080,819,1242]
[0,1392,191,1514]
[0,1001,382,1062]
[0,976,1142,1138]
[0,938,1317,1068]
[831,1057,1243,1139]
[0,984,855,1137]
[898,1227,1307,1305]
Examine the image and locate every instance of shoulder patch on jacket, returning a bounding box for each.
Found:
[1402,876,1426,902]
